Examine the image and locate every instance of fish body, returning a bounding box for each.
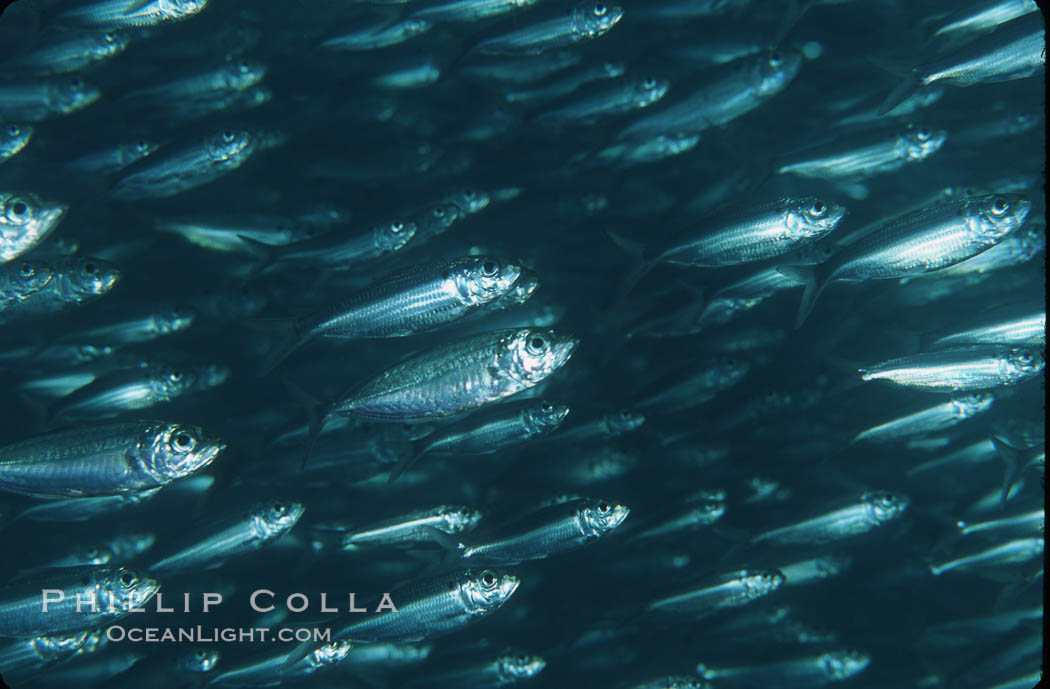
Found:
[860,345,1043,391]
[321,18,433,51]
[697,650,871,688]
[0,257,121,324]
[404,649,546,688]
[776,125,947,180]
[0,124,34,165]
[0,30,129,76]
[752,492,910,545]
[854,393,996,443]
[930,537,1044,575]
[0,566,159,638]
[331,327,576,421]
[0,78,100,122]
[112,129,257,200]
[415,399,569,457]
[0,421,224,498]
[0,193,68,263]
[44,363,201,424]
[54,0,209,28]
[536,75,670,125]
[66,140,160,176]
[648,569,784,615]
[475,3,623,55]
[335,504,482,550]
[411,0,538,23]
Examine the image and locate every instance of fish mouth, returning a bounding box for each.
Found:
[553,336,579,363]
[40,204,68,233]
[610,505,630,527]
[194,441,227,473]
[499,574,520,601]
[555,406,571,421]
[134,578,161,610]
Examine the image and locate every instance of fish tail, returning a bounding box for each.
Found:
[282,376,328,470]
[237,234,279,278]
[991,436,1021,509]
[245,317,305,376]
[386,442,425,484]
[606,230,656,296]
[869,56,923,116]
[775,264,825,328]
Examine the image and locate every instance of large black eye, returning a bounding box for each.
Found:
[620,410,631,419]
[272,503,285,515]
[119,571,137,587]
[481,259,498,276]
[82,262,98,275]
[20,263,34,277]
[770,52,782,67]
[390,222,404,234]
[992,198,1009,215]
[7,125,19,136]
[481,571,497,588]
[11,201,27,216]
[223,130,235,142]
[597,501,610,513]
[1018,349,1033,363]
[70,78,83,89]
[917,128,931,141]
[594,3,607,16]
[434,206,445,217]
[173,431,196,452]
[459,507,471,516]
[540,401,553,412]
[527,334,548,354]
[810,201,826,216]
[169,370,183,382]
[104,31,117,42]
[643,77,656,89]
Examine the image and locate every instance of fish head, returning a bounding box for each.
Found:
[634,75,670,106]
[441,504,483,534]
[54,77,100,114]
[459,569,519,613]
[498,651,546,680]
[62,257,122,299]
[205,128,253,161]
[193,363,231,390]
[447,189,491,215]
[504,268,540,306]
[744,569,784,598]
[126,138,159,161]
[373,219,418,252]
[785,197,847,241]
[950,391,995,416]
[1006,346,1044,378]
[156,306,197,334]
[526,400,571,433]
[150,363,198,397]
[177,648,221,673]
[901,125,946,161]
[712,355,750,388]
[504,328,578,386]
[573,3,624,38]
[143,422,226,482]
[972,194,1031,241]
[606,408,645,434]
[822,650,871,680]
[693,499,726,522]
[100,567,160,616]
[160,0,208,20]
[98,30,131,57]
[1,193,67,260]
[861,491,910,523]
[455,255,523,305]
[816,554,852,578]
[580,498,630,534]
[417,202,462,237]
[751,49,802,96]
[79,545,115,565]
[253,500,306,538]
[1,123,33,155]
[224,56,267,89]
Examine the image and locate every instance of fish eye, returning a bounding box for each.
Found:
[481,570,498,588]
[390,222,404,234]
[272,503,285,515]
[643,77,656,89]
[222,129,235,142]
[169,370,183,382]
[597,501,610,513]
[726,357,737,366]
[518,654,527,663]
[540,401,553,412]
[119,571,137,587]
[593,3,607,16]
[526,334,548,354]
[809,201,827,216]
[433,206,445,217]
[172,431,197,452]
[82,262,98,276]
[70,78,83,89]
[1017,349,1033,363]
[620,410,631,419]
[8,125,20,136]
[459,507,471,516]
[917,128,931,141]
[10,200,28,217]
[991,197,1010,215]
[481,259,499,276]
[104,31,117,42]
[769,52,782,67]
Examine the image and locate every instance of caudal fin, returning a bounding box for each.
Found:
[237,235,279,278]
[775,264,825,328]
[244,318,304,376]
[282,377,329,470]
[869,56,923,116]
[387,443,425,484]
[607,230,657,296]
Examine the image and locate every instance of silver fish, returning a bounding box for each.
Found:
[503,61,625,104]
[0,566,159,637]
[256,255,525,373]
[475,3,623,56]
[53,0,209,29]
[209,639,351,687]
[0,30,129,76]
[0,77,101,122]
[0,257,121,324]
[854,392,996,443]
[321,17,433,52]
[0,421,224,498]
[121,57,265,109]
[321,327,577,422]
[65,139,160,176]
[42,362,203,425]
[0,192,68,263]
[328,504,482,550]
[0,124,34,165]
[752,492,910,545]
[57,307,195,347]
[111,128,258,200]
[929,536,1043,575]
[245,217,418,271]
[146,500,304,576]
[412,0,538,23]
[780,194,1031,326]
[535,75,670,125]
[403,648,546,688]
[0,631,94,681]
[926,0,1039,40]
[860,345,1043,391]
[697,650,871,688]
[647,569,784,615]
[776,124,947,180]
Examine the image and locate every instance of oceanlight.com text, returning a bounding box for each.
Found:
[106,625,333,643]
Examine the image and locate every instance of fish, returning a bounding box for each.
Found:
[52,0,210,29]
[0,124,34,165]
[0,193,68,263]
[321,17,433,52]
[647,569,785,616]
[254,255,527,373]
[0,29,129,76]
[411,0,539,23]
[752,492,910,544]
[535,75,670,125]
[473,3,623,56]
[403,648,546,688]
[853,392,996,443]
[111,128,259,200]
[0,257,121,324]
[776,124,948,180]
[779,194,1031,326]
[208,640,351,687]
[697,650,871,688]
[929,537,1043,576]
[0,566,159,638]
[0,421,225,498]
[859,345,1044,391]
[0,77,101,122]
[328,504,482,551]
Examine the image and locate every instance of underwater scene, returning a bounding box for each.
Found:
[0,0,1045,688]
